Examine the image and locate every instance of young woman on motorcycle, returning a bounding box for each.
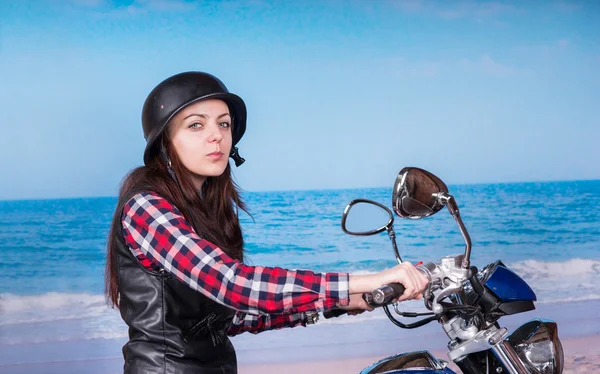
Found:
[104,71,429,374]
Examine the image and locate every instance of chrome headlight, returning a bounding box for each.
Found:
[507,319,564,374]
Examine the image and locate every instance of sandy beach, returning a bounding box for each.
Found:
[239,298,600,373]
[3,179,599,374]
[240,335,600,373]
[2,334,597,373]
[2,299,598,373]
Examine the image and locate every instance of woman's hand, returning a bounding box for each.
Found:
[349,262,429,302]
[378,262,429,301]
[338,293,374,314]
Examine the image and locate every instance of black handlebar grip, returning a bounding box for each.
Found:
[371,283,406,305]
[323,309,347,319]
[324,283,407,318]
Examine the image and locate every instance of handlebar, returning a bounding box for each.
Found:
[323,283,406,319]
[372,283,406,304]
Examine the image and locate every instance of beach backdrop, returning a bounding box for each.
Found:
[1,180,599,373]
[2,0,599,373]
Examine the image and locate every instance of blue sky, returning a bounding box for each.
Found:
[1,0,599,200]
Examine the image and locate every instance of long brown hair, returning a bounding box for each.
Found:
[104,130,249,308]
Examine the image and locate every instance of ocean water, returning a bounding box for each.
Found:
[1,180,600,350]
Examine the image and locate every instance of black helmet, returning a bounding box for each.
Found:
[141,71,247,166]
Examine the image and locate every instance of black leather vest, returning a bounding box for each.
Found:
[115,192,238,374]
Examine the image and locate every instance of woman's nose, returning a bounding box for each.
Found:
[208,124,223,143]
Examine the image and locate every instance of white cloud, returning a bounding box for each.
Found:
[68,0,196,15]
[460,54,530,77]
[514,39,571,57]
[378,57,444,79]
[69,0,106,6]
[554,1,584,12]
[378,54,530,79]
[390,0,519,20]
[130,0,195,12]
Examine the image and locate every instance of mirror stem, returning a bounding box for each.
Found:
[448,199,472,270]
[387,227,403,264]
[435,193,473,270]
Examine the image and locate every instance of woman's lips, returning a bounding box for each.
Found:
[207,151,224,160]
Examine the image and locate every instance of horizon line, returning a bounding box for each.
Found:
[1,176,599,203]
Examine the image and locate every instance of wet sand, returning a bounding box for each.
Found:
[2,335,596,373]
[2,300,598,373]
[241,334,600,373]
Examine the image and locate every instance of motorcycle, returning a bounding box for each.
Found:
[323,167,564,374]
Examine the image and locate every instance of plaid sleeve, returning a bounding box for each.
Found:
[226,310,307,336]
[121,191,350,315]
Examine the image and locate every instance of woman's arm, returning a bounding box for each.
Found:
[226,311,308,336]
[121,191,351,315]
[226,293,373,336]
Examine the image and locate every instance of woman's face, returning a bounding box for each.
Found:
[167,99,233,189]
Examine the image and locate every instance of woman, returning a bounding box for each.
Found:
[104,71,428,373]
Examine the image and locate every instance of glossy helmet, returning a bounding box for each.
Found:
[141,71,247,166]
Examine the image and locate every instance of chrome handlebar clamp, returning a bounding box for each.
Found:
[420,255,471,315]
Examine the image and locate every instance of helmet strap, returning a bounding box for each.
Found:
[230,146,245,167]
[228,109,245,167]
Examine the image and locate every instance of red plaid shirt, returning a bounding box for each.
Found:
[121,191,350,336]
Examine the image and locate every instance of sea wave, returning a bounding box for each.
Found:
[508,258,600,279]
[344,258,600,305]
[0,292,111,325]
[1,258,599,345]
[0,292,127,345]
[507,258,600,304]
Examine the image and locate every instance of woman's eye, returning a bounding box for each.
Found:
[189,122,203,129]
[219,122,231,128]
